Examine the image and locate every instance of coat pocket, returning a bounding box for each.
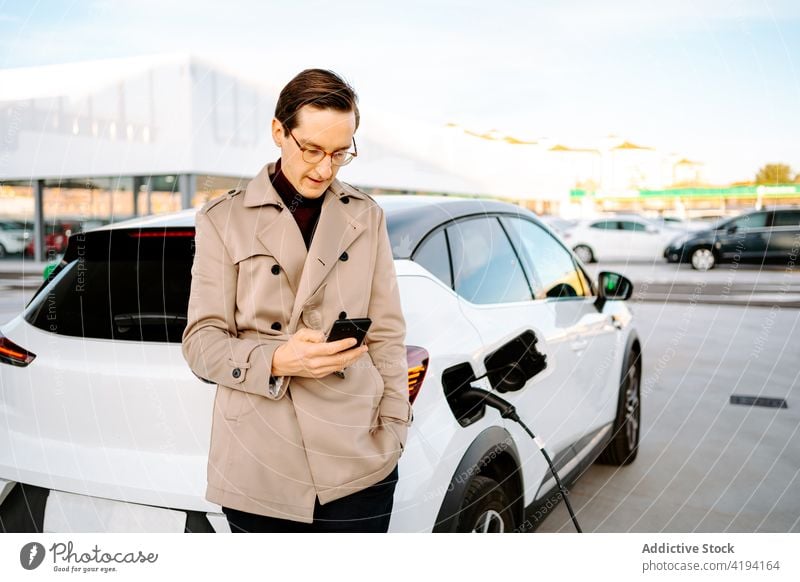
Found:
[233,251,279,289]
[365,361,385,430]
[217,385,243,421]
[382,418,406,454]
[222,388,262,422]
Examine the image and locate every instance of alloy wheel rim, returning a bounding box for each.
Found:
[692,249,714,270]
[625,365,640,448]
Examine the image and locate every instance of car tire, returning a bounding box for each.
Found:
[455,475,516,533]
[597,352,641,466]
[573,245,595,263]
[690,247,716,271]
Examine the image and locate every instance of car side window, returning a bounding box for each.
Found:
[619,220,647,232]
[732,212,768,229]
[502,217,589,299]
[446,217,532,304]
[772,210,800,228]
[590,220,618,230]
[412,228,453,288]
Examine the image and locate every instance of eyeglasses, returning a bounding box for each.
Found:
[286,128,358,166]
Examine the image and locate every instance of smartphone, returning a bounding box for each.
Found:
[326,317,372,348]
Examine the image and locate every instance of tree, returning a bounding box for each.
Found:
[755,163,792,185]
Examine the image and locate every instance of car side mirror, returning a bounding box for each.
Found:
[43,263,57,280]
[645,225,658,234]
[726,224,738,234]
[595,271,633,310]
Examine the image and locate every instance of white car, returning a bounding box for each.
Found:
[0,195,641,533]
[650,216,708,232]
[564,214,682,263]
[0,220,31,257]
[537,215,578,236]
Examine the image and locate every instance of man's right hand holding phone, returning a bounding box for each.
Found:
[271,328,368,379]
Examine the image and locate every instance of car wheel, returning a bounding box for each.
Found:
[573,245,594,263]
[455,476,515,533]
[597,353,641,466]
[690,247,715,271]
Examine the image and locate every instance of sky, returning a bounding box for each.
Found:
[1,0,799,184]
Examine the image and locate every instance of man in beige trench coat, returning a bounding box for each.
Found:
[182,69,412,532]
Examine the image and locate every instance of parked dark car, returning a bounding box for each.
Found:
[664,206,800,270]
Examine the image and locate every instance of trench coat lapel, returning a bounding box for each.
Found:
[291,183,366,323]
[244,163,307,295]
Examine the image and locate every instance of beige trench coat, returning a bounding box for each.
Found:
[182,162,412,523]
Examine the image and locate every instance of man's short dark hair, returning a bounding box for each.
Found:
[275,69,359,132]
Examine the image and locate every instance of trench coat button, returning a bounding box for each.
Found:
[339,311,347,320]
[232,368,241,379]
[271,264,280,275]
[341,196,350,204]
[271,322,282,331]
[339,251,348,261]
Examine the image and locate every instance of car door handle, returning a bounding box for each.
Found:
[570,338,588,352]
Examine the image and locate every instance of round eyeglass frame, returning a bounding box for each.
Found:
[287,128,358,166]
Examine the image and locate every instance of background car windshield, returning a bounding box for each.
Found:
[730,212,768,229]
[590,220,618,230]
[773,210,800,227]
[619,220,648,232]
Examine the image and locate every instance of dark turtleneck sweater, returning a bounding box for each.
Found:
[268,159,325,249]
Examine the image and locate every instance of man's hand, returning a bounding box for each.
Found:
[271,328,368,378]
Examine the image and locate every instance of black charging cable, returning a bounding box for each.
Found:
[459,383,583,533]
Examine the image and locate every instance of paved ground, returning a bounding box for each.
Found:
[537,301,800,533]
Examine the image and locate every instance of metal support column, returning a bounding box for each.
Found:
[179,174,195,210]
[132,176,142,217]
[33,179,45,263]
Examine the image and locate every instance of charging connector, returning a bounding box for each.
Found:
[458,385,583,533]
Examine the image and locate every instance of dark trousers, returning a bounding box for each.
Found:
[222,465,399,533]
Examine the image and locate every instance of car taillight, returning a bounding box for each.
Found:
[128,230,196,238]
[0,331,36,367]
[406,345,428,404]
